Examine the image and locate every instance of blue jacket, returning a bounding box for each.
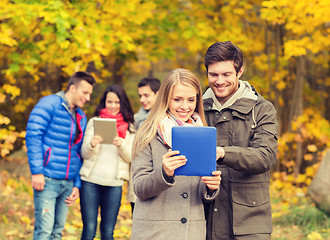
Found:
[26,93,87,188]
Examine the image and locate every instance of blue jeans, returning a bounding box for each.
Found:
[80,180,122,240]
[33,177,74,240]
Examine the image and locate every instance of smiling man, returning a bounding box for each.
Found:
[26,71,95,239]
[135,77,161,129]
[128,77,161,213]
[203,41,278,240]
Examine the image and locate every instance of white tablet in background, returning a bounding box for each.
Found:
[93,118,117,144]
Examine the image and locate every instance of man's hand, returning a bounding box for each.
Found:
[65,187,79,206]
[32,174,45,191]
[216,147,225,160]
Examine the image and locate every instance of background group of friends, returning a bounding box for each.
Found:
[26,41,278,240]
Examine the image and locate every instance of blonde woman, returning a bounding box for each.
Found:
[131,68,222,240]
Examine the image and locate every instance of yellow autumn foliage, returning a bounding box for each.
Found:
[0,0,328,200]
[308,231,324,240]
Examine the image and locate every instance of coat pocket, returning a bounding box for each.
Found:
[231,182,272,235]
[43,147,51,166]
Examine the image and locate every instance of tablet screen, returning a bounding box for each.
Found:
[93,118,117,144]
[172,126,217,176]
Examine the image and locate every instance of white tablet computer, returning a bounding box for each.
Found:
[93,118,117,144]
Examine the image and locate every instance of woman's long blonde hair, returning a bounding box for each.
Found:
[132,68,207,158]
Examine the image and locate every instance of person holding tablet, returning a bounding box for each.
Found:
[79,85,135,240]
[131,68,221,240]
[203,41,278,240]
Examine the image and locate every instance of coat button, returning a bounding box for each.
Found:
[181,218,187,224]
[223,116,226,120]
[214,208,218,212]
[252,201,256,205]
[182,192,188,199]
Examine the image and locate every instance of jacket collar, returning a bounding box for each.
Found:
[135,107,150,129]
[56,91,72,110]
[203,81,258,114]
[56,91,83,119]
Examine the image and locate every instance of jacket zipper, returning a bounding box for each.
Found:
[66,118,74,179]
[63,103,84,180]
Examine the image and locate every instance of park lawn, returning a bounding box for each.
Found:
[0,169,329,240]
[0,170,132,240]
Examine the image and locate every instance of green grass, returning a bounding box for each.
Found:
[272,199,330,239]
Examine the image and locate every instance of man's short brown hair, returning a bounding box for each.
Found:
[204,41,243,75]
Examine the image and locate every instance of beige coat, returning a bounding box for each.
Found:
[131,135,219,240]
[80,117,135,185]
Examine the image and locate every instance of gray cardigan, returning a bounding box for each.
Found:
[131,135,219,240]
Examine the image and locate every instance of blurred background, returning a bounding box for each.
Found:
[0,0,329,239]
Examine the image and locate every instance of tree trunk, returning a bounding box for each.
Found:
[112,58,125,85]
[325,58,330,122]
[266,23,283,172]
[148,62,154,78]
[289,56,306,176]
[102,54,126,86]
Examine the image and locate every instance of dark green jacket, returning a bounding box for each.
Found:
[203,83,278,239]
